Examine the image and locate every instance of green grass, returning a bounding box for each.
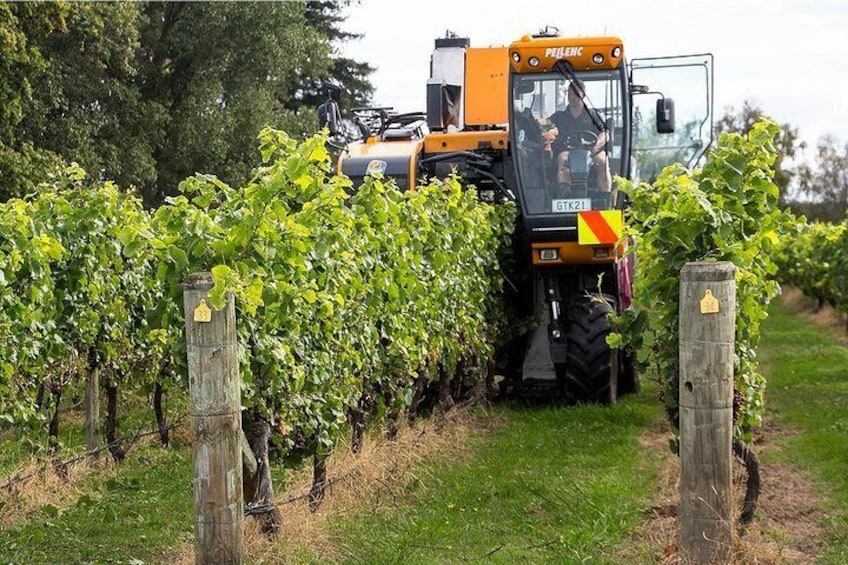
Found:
[318,298,848,564]
[0,446,195,564]
[0,394,194,565]
[3,296,848,564]
[0,393,170,477]
[326,393,664,564]
[760,299,848,563]
[0,414,88,477]
[0,389,666,565]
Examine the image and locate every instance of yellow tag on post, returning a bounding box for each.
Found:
[700,289,720,314]
[193,298,212,323]
[577,210,624,245]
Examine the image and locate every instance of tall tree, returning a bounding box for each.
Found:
[2,1,373,204]
[0,3,66,199]
[716,100,802,205]
[796,135,848,223]
[137,2,334,202]
[16,3,164,195]
[300,1,375,111]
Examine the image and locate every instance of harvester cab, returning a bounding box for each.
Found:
[506,34,713,402]
[323,30,713,404]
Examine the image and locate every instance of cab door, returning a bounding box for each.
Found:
[629,54,714,182]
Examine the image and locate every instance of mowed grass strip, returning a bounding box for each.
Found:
[0,391,663,564]
[760,297,848,563]
[0,444,195,564]
[329,393,663,564]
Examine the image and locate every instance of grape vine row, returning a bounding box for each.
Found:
[613,120,794,443]
[0,130,515,471]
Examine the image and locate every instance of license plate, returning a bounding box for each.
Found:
[552,198,591,213]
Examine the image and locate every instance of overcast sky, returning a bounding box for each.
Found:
[341,0,848,158]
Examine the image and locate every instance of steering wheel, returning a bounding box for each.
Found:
[558,129,598,150]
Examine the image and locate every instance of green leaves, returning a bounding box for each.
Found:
[2,2,374,204]
[775,220,848,316]
[0,168,168,423]
[145,129,514,458]
[0,126,513,468]
[618,119,794,440]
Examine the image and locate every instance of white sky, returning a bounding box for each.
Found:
[341,0,848,157]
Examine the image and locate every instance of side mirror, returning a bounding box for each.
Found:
[317,100,341,136]
[656,98,675,134]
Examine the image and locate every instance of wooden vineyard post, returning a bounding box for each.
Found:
[679,262,735,564]
[183,272,244,565]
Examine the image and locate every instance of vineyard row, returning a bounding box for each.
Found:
[776,219,848,324]
[0,129,514,476]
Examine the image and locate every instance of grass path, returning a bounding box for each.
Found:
[322,395,664,564]
[0,446,195,564]
[2,291,848,564]
[758,292,848,563]
[319,294,848,564]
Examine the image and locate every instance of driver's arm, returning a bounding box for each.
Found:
[592,130,608,155]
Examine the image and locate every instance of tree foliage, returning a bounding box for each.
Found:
[18,3,160,198]
[0,3,66,198]
[717,101,848,223]
[299,1,374,110]
[796,135,848,223]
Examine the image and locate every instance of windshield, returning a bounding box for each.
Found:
[510,69,626,216]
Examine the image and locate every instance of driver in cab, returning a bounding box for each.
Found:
[549,79,610,192]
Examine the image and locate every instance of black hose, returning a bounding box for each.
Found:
[420,151,492,166]
[733,439,760,527]
[465,166,515,201]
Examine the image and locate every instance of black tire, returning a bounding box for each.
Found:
[618,348,640,396]
[562,295,617,404]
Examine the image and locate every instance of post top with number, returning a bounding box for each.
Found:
[681,261,736,282]
[183,271,215,290]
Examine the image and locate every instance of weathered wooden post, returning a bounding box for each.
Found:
[679,261,735,564]
[183,272,244,565]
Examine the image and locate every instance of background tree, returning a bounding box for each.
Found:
[0,3,66,200]
[717,101,848,222]
[633,114,706,183]
[716,100,803,206]
[796,135,848,223]
[16,3,162,197]
[1,1,373,204]
[300,1,375,111]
